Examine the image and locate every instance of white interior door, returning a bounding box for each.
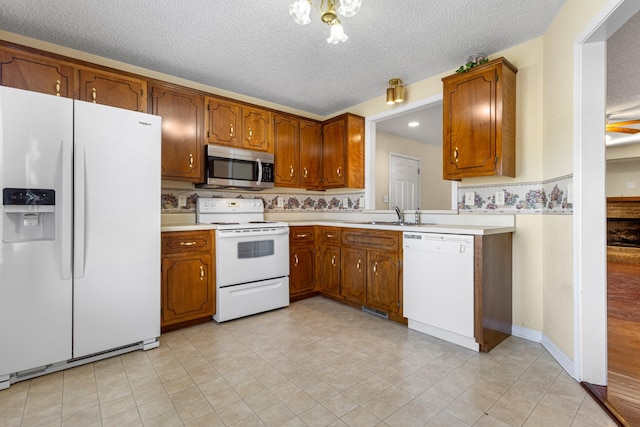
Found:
[389,153,420,210]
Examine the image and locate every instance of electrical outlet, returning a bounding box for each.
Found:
[465,191,475,207]
[383,195,389,203]
[359,196,365,208]
[567,184,573,204]
[627,181,636,188]
[495,190,505,206]
[277,197,284,208]
[342,198,349,209]
[178,195,187,207]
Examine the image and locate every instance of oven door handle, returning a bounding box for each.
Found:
[216,228,290,238]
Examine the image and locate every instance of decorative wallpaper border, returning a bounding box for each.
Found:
[161,189,366,213]
[457,175,573,214]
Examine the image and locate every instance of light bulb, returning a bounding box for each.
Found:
[289,0,311,25]
[327,22,348,44]
[337,0,362,17]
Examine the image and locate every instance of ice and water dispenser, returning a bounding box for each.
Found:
[2,188,56,242]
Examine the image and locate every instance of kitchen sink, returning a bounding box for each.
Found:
[344,220,411,226]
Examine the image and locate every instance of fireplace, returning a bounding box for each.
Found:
[607,198,640,263]
[607,218,640,248]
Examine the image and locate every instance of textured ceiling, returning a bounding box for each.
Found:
[0,0,566,117]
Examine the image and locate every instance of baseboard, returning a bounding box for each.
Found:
[511,325,543,342]
[511,325,576,380]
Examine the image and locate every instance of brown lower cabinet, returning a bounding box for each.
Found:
[304,226,404,324]
[161,230,215,329]
[289,226,317,301]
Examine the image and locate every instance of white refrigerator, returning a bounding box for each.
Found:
[0,86,161,389]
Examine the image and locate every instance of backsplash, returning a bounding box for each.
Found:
[161,189,366,213]
[457,174,573,214]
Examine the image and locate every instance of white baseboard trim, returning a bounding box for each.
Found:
[511,325,576,380]
[541,334,576,379]
[511,325,543,342]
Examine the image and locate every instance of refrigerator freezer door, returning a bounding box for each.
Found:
[72,100,161,358]
[0,86,74,374]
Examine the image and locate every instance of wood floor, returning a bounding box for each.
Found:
[607,261,640,426]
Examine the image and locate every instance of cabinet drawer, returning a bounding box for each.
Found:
[341,229,400,251]
[290,226,314,243]
[319,227,341,244]
[162,230,213,255]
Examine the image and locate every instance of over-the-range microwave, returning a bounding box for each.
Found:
[197,145,275,190]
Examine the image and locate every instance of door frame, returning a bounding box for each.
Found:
[365,94,458,210]
[574,0,640,384]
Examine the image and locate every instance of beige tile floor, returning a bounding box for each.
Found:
[0,296,616,427]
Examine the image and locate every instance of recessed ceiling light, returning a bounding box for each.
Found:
[408,121,420,127]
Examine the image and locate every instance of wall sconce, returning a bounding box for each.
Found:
[386,78,404,105]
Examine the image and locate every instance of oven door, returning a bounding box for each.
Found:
[216,227,290,286]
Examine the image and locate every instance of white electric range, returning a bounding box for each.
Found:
[196,198,290,322]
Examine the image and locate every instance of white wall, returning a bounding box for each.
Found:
[375,132,451,210]
[607,159,640,197]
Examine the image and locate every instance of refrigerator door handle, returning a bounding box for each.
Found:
[74,141,86,279]
[61,138,73,280]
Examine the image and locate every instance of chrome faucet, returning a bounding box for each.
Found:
[392,205,402,223]
[415,207,420,224]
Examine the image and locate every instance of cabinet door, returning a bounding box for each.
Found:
[243,106,272,152]
[290,244,315,297]
[299,120,322,189]
[341,247,367,304]
[318,245,341,297]
[151,84,204,182]
[0,47,76,97]
[206,97,241,146]
[161,253,214,326]
[274,114,299,187]
[78,68,146,112]
[367,251,400,313]
[442,58,516,179]
[322,119,346,187]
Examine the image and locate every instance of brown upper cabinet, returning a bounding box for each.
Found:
[78,68,146,112]
[442,57,517,180]
[0,45,76,98]
[273,114,322,189]
[322,113,365,189]
[150,82,205,182]
[0,43,146,112]
[205,96,272,153]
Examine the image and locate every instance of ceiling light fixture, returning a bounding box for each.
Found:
[289,0,362,44]
[386,78,404,105]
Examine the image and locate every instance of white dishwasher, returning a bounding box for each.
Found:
[403,232,478,351]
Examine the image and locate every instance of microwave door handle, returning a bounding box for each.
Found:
[257,158,263,185]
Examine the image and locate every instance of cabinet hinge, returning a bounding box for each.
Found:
[206,103,210,111]
[207,130,210,138]
[496,73,499,82]
[397,301,401,307]
[141,89,144,96]
[495,156,499,164]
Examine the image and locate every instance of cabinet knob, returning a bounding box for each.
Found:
[296,233,308,238]
[189,153,194,168]
[331,255,336,266]
[55,80,61,97]
[229,124,234,137]
[180,241,197,246]
[294,254,299,266]
[373,261,378,274]
[290,165,294,177]
[91,88,97,103]
[200,265,205,280]
[336,166,342,177]
[357,259,361,272]
[303,167,308,178]
[248,128,253,140]
[454,147,459,163]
